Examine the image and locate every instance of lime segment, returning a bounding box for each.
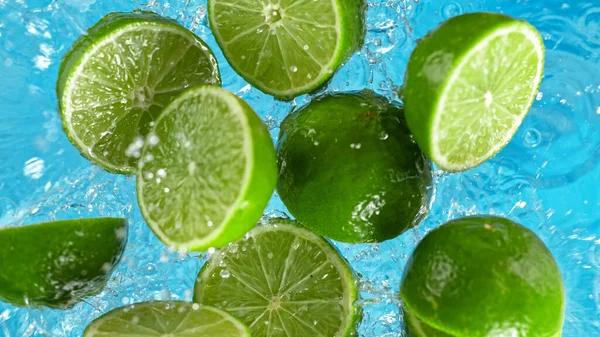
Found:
[400,216,565,337]
[0,218,128,308]
[194,219,360,337]
[83,301,251,337]
[208,0,365,99]
[403,12,545,172]
[58,11,220,173]
[136,86,277,252]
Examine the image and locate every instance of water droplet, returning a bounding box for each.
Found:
[148,134,159,146]
[290,65,298,72]
[524,128,541,148]
[220,269,231,278]
[303,45,309,50]
[536,92,544,101]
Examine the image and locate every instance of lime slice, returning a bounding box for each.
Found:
[400,216,565,337]
[83,301,251,337]
[0,218,128,308]
[194,219,360,337]
[137,85,277,252]
[276,91,432,243]
[57,11,220,174]
[403,12,545,172]
[208,0,365,99]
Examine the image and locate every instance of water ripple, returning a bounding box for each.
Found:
[1,0,600,336]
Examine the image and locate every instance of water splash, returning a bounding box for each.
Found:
[1,0,599,336]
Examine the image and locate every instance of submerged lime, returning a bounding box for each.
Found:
[195,219,360,337]
[403,12,545,172]
[83,301,250,337]
[208,0,366,99]
[401,216,565,337]
[0,218,128,308]
[277,91,432,243]
[58,11,220,173]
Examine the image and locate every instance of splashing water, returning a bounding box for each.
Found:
[1,0,599,336]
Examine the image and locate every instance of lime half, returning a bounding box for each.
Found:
[0,218,127,308]
[83,301,250,337]
[400,216,565,337]
[403,12,545,172]
[194,219,360,337]
[208,0,365,99]
[58,11,220,174]
[137,86,277,252]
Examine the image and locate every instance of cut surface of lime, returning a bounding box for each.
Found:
[400,216,565,337]
[208,0,365,99]
[0,218,128,308]
[83,301,251,337]
[194,219,360,337]
[58,11,220,174]
[403,12,545,172]
[137,85,277,252]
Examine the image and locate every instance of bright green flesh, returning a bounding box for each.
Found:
[0,218,127,308]
[400,216,565,337]
[83,301,251,337]
[403,12,545,172]
[58,12,220,174]
[137,86,277,252]
[208,0,365,99]
[194,220,359,337]
[277,91,432,243]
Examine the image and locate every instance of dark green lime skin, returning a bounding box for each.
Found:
[0,218,128,308]
[403,13,537,172]
[276,91,432,243]
[401,216,565,337]
[56,11,221,174]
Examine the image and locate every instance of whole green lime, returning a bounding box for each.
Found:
[276,91,432,243]
[401,216,565,337]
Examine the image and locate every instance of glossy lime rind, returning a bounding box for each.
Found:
[403,12,544,172]
[208,0,366,100]
[57,11,221,174]
[277,91,432,243]
[0,218,128,308]
[404,307,453,337]
[400,216,565,337]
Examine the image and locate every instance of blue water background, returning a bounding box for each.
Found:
[1,0,599,335]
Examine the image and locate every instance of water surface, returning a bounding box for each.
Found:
[0,0,599,336]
